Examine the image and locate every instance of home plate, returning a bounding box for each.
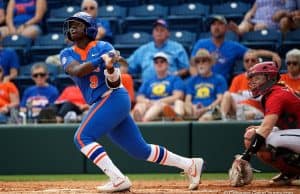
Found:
[40,188,88,192]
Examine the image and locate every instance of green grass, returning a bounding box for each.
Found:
[0,173,277,182]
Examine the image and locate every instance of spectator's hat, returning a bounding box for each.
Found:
[153,52,169,64]
[153,19,169,29]
[191,49,215,65]
[207,15,227,26]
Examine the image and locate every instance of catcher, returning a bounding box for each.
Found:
[229,61,300,187]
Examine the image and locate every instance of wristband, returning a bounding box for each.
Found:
[241,133,265,161]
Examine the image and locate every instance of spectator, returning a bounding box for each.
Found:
[0,65,19,123]
[184,49,227,121]
[220,50,264,121]
[280,49,300,91]
[228,0,288,36]
[191,15,281,82]
[0,45,20,82]
[273,0,300,33]
[131,52,185,122]
[0,0,47,40]
[81,0,112,42]
[19,62,59,121]
[49,85,89,123]
[128,19,190,82]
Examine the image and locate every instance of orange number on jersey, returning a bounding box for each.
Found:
[89,75,98,89]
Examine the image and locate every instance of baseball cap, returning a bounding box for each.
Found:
[192,48,215,64]
[153,52,169,63]
[153,19,168,29]
[207,15,227,25]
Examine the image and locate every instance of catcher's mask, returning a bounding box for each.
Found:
[247,61,280,98]
[63,12,98,41]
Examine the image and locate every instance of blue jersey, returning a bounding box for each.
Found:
[0,48,20,76]
[60,41,114,105]
[185,73,227,106]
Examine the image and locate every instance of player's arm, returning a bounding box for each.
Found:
[102,51,122,88]
[65,60,97,77]
[241,114,278,161]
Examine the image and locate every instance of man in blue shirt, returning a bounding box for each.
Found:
[191,15,281,82]
[128,19,190,82]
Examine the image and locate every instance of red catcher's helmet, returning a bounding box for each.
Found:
[247,61,280,97]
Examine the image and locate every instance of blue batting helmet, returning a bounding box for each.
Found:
[63,12,98,41]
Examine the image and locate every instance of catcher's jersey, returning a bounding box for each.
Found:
[263,85,300,129]
[60,41,114,105]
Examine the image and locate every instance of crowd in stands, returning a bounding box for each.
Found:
[0,0,299,124]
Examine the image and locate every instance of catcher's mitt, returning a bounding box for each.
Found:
[229,155,253,187]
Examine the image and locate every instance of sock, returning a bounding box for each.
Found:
[81,142,125,180]
[147,144,193,171]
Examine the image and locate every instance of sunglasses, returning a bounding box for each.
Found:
[287,61,299,66]
[244,58,257,63]
[32,73,47,78]
[82,6,96,11]
[195,58,210,64]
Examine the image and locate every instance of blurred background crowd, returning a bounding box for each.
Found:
[0,0,299,124]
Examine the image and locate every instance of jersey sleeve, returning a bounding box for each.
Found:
[60,49,76,72]
[173,76,185,93]
[264,93,284,116]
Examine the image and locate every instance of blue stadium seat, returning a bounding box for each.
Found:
[167,3,209,33]
[12,76,34,98]
[279,29,300,57]
[46,6,81,33]
[211,1,251,24]
[123,4,168,33]
[97,5,127,35]
[114,31,152,58]
[240,29,282,52]
[146,0,185,6]
[169,30,197,55]
[30,33,66,62]
[106,0,142,7]
[2,35,32,66]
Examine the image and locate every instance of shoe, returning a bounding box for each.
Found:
[96,176,132,193]
[269,173,295,185]
[186,158,204,190]
[162,105,183,121]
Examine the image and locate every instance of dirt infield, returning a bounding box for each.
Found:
[0,180,299,194]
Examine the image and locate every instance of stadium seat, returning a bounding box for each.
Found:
[114,31,152,58]
[106,0,142,7]
[13,75,34,98]
[2,35,32,66]
[211,1,251,24]
[167,3,209,33]
[123,4,168,33]
[279,29,300,57]
[97,5,127,35]
[240,29,282,52]
[46,6,81,33]
[30,33,66,62]
[146,0,185,6]
[169,30,197,55]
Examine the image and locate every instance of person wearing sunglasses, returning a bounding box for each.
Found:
[81,0,112,42]
[280,49,300,92]
[184,49,227,121]
[220,50,267,121]
[131,52,185,122]
[19,62,59,122]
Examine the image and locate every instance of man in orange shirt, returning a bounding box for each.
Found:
[220,50,278,120]
[280,49,300,92]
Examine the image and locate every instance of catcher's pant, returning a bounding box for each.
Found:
[266,128,300,153]
[73,88,152,160]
